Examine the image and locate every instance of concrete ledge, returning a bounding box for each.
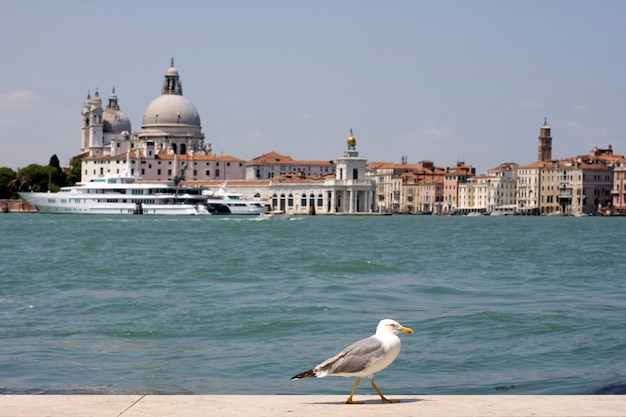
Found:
[1,395,625,417]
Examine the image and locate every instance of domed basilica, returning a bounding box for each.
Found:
[80,60,251,183]
[81,59,209,159]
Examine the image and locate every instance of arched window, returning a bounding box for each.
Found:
[180,143,187,155]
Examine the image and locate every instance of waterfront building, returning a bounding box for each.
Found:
[517,121,623,215]
[245,151,335,180]
[457,175,487,214]
[485,163,518,214]
[366,162,408,213]
[517,121,553,215]
[612,161,626,214]
[517,120,622,214]
[366,159,448,214]
[321,132,375,213]
[442,162,475,214]
[398,161,445,214]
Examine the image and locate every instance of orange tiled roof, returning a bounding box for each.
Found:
[247,151,334,166]
[180,179,271,188]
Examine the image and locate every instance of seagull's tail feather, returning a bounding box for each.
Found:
[291,369,317,379]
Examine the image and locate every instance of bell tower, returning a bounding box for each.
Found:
[538,117,552,161]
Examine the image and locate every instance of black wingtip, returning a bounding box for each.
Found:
[291,369,316,380]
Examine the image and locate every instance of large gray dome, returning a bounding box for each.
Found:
[141,60,202,128]
[142,94,201,127]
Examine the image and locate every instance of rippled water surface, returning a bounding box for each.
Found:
[1,214,624,395]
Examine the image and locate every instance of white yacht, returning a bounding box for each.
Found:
[19,157,210,215]
[203,182,266,215]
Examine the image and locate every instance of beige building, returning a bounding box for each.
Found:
[485,163,518,213]
[245,151,335,180]
[367,160,448,214]
[366,162,407,213]
[612,161,626,214]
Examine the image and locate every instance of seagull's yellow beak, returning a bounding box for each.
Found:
[400,326,414,334]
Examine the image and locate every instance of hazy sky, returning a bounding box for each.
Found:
[1,0,625,173]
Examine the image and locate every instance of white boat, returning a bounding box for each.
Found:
[203,182,266,215]
[18,155,210,215]
[259,209,291,220]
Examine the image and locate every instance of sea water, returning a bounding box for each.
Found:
[0,213,624,395]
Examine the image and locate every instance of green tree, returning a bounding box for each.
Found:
[67,157,82,185]
[17,164,56,192]
[48,154,67,187]
[0,167,17,199]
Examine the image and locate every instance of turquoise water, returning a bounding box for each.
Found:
[0,214,624,395]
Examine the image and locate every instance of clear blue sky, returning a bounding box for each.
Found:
[1,0,625,173]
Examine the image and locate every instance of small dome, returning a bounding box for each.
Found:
[347,129,357,149]
[142,94,201,127]
[103,107,132,133]
[91,90,102,107]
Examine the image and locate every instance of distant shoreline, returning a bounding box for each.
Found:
[1,199,35,213]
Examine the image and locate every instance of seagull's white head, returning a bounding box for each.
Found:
[376,319,414,335]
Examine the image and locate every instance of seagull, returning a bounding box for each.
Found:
[291,319,413,404]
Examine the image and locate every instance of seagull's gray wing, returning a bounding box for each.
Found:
[316,335,385,375]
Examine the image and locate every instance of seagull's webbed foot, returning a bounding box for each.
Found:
[346,397,364,404]
[371,378,400,403]
[379,395,400,404]
[345,378,363,404]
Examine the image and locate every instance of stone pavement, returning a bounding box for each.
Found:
[1,395,625,417]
